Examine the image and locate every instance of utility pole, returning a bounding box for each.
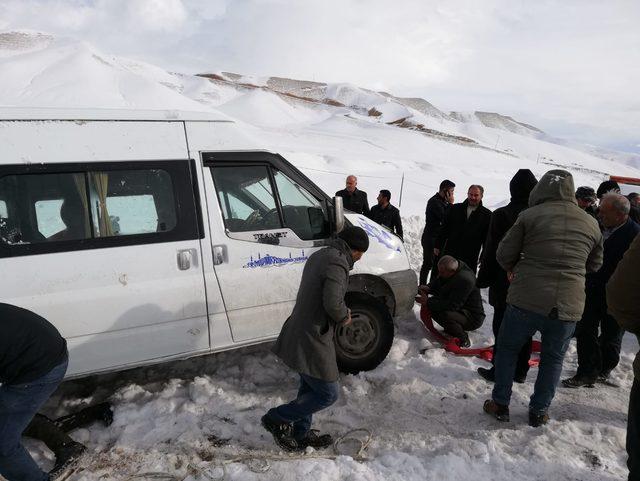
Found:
[399,172,405,208]
[495,135,501,150]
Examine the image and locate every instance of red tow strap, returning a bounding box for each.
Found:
[420,305,541,366]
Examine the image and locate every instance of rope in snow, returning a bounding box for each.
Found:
[119,428,373,481]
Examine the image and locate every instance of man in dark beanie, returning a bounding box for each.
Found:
[477,169,538,383]
[262,226,369,451]
[576,186,598,218]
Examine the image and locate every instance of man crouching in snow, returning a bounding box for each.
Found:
[262,226,369,451]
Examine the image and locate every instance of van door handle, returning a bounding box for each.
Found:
[177,250,192,270]
[213,245,227,265]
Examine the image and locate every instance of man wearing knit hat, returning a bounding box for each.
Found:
[262,226,369,451]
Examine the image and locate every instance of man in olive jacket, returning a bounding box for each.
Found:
[483,169,603,427]
[262,226,369,451]
[607,233,640,481]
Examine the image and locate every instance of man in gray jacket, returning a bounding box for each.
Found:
[483,169,603,427]
[262,226,369,451]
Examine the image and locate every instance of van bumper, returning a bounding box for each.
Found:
[381,269,418,317]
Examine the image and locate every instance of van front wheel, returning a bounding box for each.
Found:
[335,293,394,374]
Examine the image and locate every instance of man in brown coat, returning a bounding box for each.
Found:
[607,233,640,481]
[262,226,369,451]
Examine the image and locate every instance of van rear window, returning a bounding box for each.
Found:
[0,160,198,256]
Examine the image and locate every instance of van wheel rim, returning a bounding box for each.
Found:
[335,311,378,358]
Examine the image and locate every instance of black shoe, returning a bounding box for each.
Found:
[597,370,612,382]
[529,411,550,427]
[477,367,495,383]
[458,333,471,348]
[261,414,299,451]
[50,441,86,479]
[297,430,333,449]
[514,374,527,384]
[483,399,510,422]
[562,375,595,388]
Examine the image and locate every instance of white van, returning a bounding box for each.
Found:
[0,109,417,378]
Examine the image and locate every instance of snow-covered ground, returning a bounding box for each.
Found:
[2,30,639,480]
[26,217,637,481]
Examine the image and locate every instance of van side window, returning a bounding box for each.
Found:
[212,166,282,232]
[0,172,90,244]
[273,171,329,240]
[88,169,177,237]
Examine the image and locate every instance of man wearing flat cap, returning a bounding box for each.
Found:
[262,226,369,452]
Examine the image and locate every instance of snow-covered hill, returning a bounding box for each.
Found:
[2,30,639,481]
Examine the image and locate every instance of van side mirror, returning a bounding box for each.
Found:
[333,196,345,233]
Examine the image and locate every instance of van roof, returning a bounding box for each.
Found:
[0,107,234,122]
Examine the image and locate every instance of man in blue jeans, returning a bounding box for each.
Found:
[0,303,85,480]
[483,170,603,427]
[262,227,369,451]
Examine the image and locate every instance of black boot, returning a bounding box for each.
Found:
[458,332,471,348]
[483,399,509,422]
[529,411,550,427]
[562,375,596,388]
[477,367,495,383]
[297,430,333,449]
[261,415,299,451]
[49,441,86,479]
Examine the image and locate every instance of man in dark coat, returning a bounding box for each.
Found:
[262,226,369,451]
[435,184,491,274]
[563,193,640,387]
[335,175,370,216]
[476,169,538,384]
[419,180,455,285]
[576,186,598,218]
[417,255,485,348]
[0,303,86,481]
[369,189,403,240]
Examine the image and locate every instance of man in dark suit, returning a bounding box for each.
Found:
[419,180,455,284]
[563,193,640,387]
[335,175,370,216]
[435,185,491,274]
[369,189,403,240]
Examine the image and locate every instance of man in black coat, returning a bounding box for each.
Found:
[435,184,491,274]
[576,186,598,219]
[335,175,370,216]
[417,255,485,348]
[262,227,369,451]
[369,189,403,240]
[476,169,538,383]
[563,193,640,387]
[419,180,455,284]
[0,304,86,480]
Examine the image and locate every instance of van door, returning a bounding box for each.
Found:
[200,152,331,342]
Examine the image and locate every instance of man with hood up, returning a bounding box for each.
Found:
[262,226,369,452]
[483,170,603,427]
[476,169,538,384]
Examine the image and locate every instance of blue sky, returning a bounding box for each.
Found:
[1,0,638,153]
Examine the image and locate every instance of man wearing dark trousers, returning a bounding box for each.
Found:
[420,180,455,284]
[369,189,403,240]
[563,194,640,388]
[607,233,640,481]
[416,255,485,348]
[435,185,491,274]
[262,227,369,451]
[0,303,85,481]
[477,169,538,384]
[335,175,370,216]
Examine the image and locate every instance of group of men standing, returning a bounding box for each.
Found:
[414,169,639,479]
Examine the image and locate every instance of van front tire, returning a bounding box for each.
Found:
[335,293,394,375]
